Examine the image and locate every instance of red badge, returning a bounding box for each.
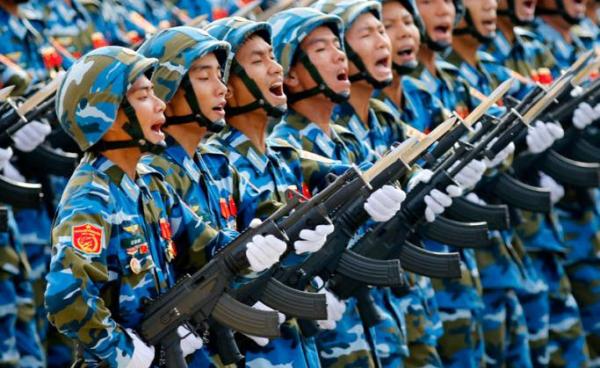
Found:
[139,243,149,254]
[220,198,230,219]
[72,224,103,255]
[228,196,238,218]
[159,218,172,240]
[302,183,312,199]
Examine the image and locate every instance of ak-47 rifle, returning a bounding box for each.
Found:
[140,205,305,368]
[328,75,574,328]
[0,86,43,208]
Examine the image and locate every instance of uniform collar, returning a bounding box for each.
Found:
[89,153,141,202]
[164,135,202,183]
[285,108,344,159]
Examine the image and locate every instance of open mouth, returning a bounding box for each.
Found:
[150,119,165,140]
[337,70,349,81]
[269,82,284,97]
[212,102,225,113]
[481,19,497,32]
[397,46,415,58]
[375,56,390,69]
[434,24,451,36]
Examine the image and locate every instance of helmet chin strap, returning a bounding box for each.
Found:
[497,0,534,26]
[226,60,286,119]
[392,60,418,75]
[345,43,393,89]
[537,0,583,25]
[286,49,349,105]
[90,99,166,154]
[453,9,495,45]
[163,75,226,133]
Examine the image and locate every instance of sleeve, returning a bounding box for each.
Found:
[44,193,135,367]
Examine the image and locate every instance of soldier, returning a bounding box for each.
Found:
[137,25,342,366]
[205,14,410,367]
[44,45,287,366]
[41,0,96,60]
[533,0,600,364]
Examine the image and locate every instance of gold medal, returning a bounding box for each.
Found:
[166,241,177,262]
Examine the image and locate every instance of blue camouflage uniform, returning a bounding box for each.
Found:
[44,46,237,366]
[410,60,486,368]
[533,15,600,366]
[444,47,536,368]
[373,76,448,367]
[42,0,95,60]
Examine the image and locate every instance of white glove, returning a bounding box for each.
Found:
[3,161,25,182]
[317,288,346,330]
[409,169,462,222]
[539,172,564,204]
[526,121,564,154]
[294,224,335,254]
[484,139,515,169]
[245,218,287,272]
[177,325,203,358]
[452,159,486,189]
[572,102,600,130]
[243,301,285,346]
[12,120,51,152]
[0,147,13,171]
[125,328,155,368]
[465,192,487,205]
[364,185,406,222]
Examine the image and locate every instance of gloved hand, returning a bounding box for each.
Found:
[3,161,25,182]
[539,172,564,204]
[464,192,487,205]
[409,169,462,223]
[243,301,285,346]
[526,121,564,154]
[317,288,346,330]
[246,219,287,272]
[484,138,515,169]
[12,120,51,152]
[572,102,600,130]
[0,147,13,172]
[364,185,406,222]
[452,159,486,189]
[294,224,335,254]
[125,328,155,368]
[177,325,204,358]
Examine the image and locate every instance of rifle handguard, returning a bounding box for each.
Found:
[540,150,600,187]
[336,249,405,287]
[446,197,510,230]
[260,278,327,320]
[398,242,462,279]
[489,173,551,213]
[418,216,492,249]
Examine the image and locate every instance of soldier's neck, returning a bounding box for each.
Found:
[382,75,403,110]
[228,110,268,154]
[290,96,334,137]
[349,81,373,126]
[164,123,206,157]
[418,46,438,77]
[497,16,516,44]
[541,15,572,43]
[452,35,480,67]
[0,2,18,15]
[101,147,141,180]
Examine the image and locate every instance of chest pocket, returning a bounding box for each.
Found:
[118,223,155,277]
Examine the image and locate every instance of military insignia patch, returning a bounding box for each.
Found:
[72,223,104,255]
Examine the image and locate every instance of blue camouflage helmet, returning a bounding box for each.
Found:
[205,17,286,118]
[313,0,393,88]
[269,7,349,104]
[56,46,158,151]
[138,26,230,132]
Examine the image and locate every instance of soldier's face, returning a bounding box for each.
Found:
[287,26,350,97]
[512,0,537,21]
[382,2,421,68]
[346,13,392,83]
[126,75,166,145]
[228,35,286,108]
[563,0,588,19]
[170,53,227,122]
[464,0,498,37]
[417,0,456,45]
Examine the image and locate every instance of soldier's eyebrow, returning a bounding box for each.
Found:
[190,64,215,72]
[305,36,337,47]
